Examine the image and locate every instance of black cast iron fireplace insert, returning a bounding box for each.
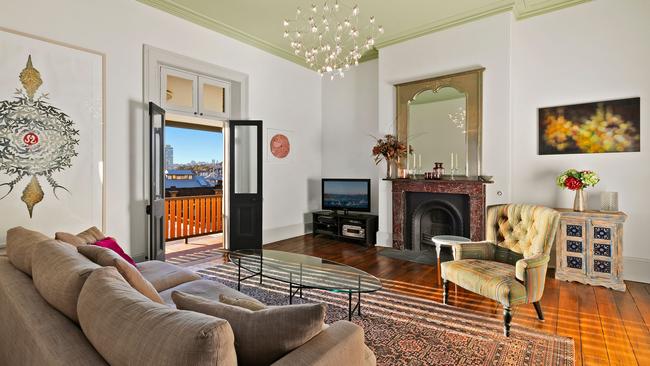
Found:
[405,192,470,252]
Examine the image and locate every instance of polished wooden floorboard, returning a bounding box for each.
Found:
[265,234,650,366]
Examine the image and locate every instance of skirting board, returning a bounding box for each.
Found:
[376,231,393,247]
[624,256,650,283]
[263,223,310,245]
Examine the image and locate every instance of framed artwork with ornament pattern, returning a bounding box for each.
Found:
[266,128,294,162]
[0,28,104,244]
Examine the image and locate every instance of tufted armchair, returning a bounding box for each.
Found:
[440,204,560,336]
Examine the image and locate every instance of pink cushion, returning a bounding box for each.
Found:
[93,237,137,267]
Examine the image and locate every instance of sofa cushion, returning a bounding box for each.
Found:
[137,260,201,292]
[6,226,50,276]
[76,226,105,244]
[0,257,108,366]
[32,240,100,322]
[56,226,105,246]
[113,258,165,304]
[77,244,120,266]
[219,294,267,311]
[441,259,527,307]
[78,267,237,366]
[159,279,265,308]
[94,237,137,267]
[173,291,326,366]
[77,245,164,304]
[54,232,86,247]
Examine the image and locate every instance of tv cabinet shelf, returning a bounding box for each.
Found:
[312,211,378,246]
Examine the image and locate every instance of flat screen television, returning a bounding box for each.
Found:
[322,178,371,213]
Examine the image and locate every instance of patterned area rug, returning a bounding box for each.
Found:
[165,245,224,265]
[194,263,574,366]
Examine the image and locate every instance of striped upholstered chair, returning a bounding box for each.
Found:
[440,204,560,336]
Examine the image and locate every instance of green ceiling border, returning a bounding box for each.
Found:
[375,0,514,49]
[137,0,308,66]
[514,0,591,20]
[137,0,590,69]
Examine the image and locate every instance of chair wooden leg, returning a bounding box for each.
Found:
[442,280,449,305]
[503,306,512,337]
[533,301,544,321]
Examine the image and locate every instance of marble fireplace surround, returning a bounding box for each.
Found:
[391,179,490,249]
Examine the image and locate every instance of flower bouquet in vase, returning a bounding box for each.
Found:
[372,134,408,179]
[556,169,600,211]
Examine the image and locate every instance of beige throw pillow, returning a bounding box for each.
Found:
[56,226,105,247]
[77,244,122,266]
[76,226,105,244]
[219,294,267,311]
[6,226,50,276]
[32,240,100,322]
[78,267,238,366]
[54,232,86,247]
[173,291,326,366]
[113,258,165,304]
[77,245,164,304]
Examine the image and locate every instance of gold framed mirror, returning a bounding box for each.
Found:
[396,68,483,177]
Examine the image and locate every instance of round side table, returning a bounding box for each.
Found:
[431,235,471,259]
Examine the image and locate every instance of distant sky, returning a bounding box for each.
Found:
[166,126,223,164]
[324,180,369,195]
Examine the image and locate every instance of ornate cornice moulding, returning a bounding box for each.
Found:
[137,0,590,68]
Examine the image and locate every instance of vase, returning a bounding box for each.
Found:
[432,162,444,180]
[573,189,585,212]
[385,160,397,179]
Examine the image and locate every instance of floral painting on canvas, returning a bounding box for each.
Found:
[538,97,640,155]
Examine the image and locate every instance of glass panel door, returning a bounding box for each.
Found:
[148,102,166,261]
[199,76,230,119]
[161,67,198,115]
[229,121,263,250]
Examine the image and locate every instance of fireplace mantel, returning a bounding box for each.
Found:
[389,178,491,249]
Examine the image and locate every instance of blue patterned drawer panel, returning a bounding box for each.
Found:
[567,256,583,269]
[594,227,611,240]
[566,240,583,253]
[566,224,583,237]
[594,243,612,257]
[594,260,612,273]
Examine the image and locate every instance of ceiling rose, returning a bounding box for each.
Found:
[283,1,383,79]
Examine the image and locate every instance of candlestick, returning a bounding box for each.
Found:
[418,154,421,171]
[450,152,454,170]
[455,153,458,173]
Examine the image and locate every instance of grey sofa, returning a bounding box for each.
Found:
[0,227,376,366]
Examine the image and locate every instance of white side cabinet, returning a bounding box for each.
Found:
[161,66,230,119]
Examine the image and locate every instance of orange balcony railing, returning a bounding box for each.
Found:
[165,192,223,242]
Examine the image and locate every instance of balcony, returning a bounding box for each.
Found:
[165,191,223,242]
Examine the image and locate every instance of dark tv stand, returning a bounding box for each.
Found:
[312,211,378,246]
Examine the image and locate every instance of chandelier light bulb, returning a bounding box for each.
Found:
[284,0,382,79]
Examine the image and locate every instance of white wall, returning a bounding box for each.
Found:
[321,60,380,215]
[376,12,513,245]
[0,0,322,256]
[510,0,650,281]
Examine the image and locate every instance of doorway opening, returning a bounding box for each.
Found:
[163,120,224,264]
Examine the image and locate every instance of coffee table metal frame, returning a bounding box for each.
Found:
[230,251,378,321]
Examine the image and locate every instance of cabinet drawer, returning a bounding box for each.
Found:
[564,255,586,275]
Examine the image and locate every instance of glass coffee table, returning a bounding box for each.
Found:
[228,249,382,320]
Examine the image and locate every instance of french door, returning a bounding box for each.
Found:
[147,102,166,261]
[228,120,263,250]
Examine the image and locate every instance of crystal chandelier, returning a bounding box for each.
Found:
[283,1,383,79]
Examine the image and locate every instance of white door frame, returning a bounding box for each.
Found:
[144,45,249,251]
